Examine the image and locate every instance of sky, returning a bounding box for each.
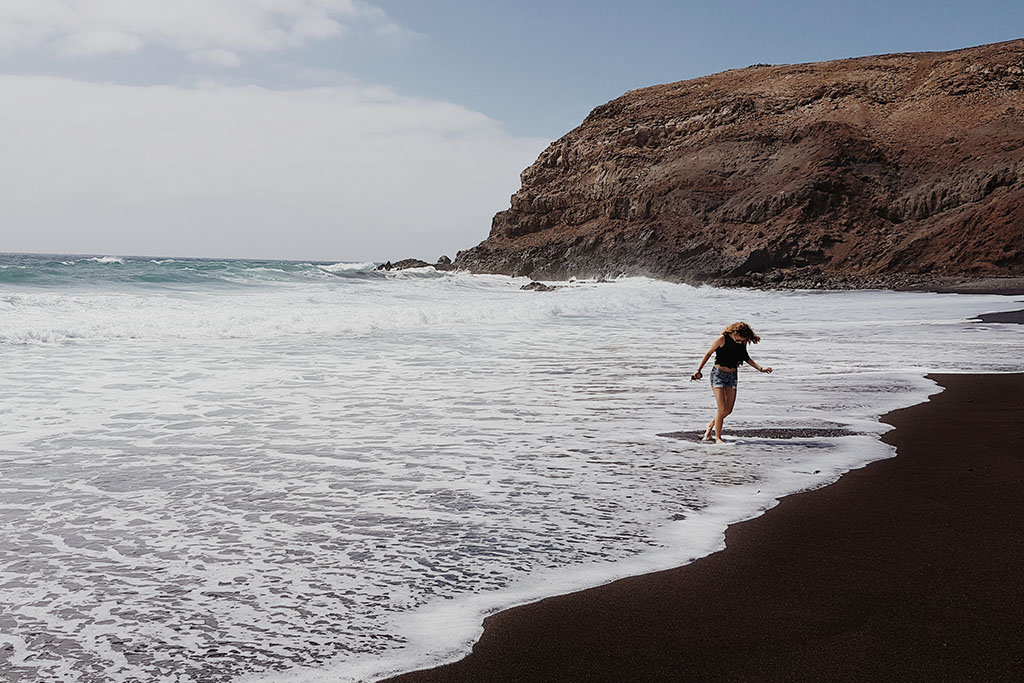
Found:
[0,1,1022,261]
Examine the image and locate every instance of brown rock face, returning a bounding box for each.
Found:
[455,40,1024,285]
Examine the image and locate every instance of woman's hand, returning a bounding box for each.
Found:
[691,370,702,381]
[760,366,773,374]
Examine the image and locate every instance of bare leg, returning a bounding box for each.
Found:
[723,386,737,418]
[702,418,715,441]
[711,386,729,443]
[710,386,737,443]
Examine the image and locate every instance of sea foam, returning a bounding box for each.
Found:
[1,256,1022,682]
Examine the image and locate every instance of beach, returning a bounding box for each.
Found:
[383,372,1024,683]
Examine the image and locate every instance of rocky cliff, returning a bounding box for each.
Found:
[455,40,1024,286]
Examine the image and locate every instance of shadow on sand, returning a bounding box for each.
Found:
[658,427,858,442]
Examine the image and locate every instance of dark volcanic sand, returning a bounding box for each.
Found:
[974,309,1024,324]
[921,278,1024,296]
[382,373,1024,683]
[657,427,856,441]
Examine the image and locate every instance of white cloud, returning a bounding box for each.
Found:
[60,29,144,55]
[188,48,243,68]
[0,0,400,62]
[0,75,548,261]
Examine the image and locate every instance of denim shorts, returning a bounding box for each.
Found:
[710,366,738,389]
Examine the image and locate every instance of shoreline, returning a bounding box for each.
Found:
[381,371,1024,682]
[391,263,1024,295]
[726,274,1024,295]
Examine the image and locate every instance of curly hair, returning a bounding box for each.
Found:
[722,321,760,343]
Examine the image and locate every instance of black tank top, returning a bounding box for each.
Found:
[715,335,750,369]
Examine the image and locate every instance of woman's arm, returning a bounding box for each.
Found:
[691,336,725,381]
[747,357,773,374]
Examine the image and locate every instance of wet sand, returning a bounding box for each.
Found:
[974,309,1024,324]
[657,427,857,441]
[918,277,1024,295]
[382,373,1024,683]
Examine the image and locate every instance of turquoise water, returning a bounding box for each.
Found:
[0,253,379,288]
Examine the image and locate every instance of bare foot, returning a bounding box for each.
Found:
[702,423,714,441]
[715,437,726,444]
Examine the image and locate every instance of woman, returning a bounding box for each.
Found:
[690,322,773,443]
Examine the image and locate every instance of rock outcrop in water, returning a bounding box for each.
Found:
[454,40,1024,287]
[376,256,454,272]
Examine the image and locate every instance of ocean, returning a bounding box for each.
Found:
[1,253,1022,682]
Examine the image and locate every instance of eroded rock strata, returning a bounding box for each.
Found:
[455,40,1024,287]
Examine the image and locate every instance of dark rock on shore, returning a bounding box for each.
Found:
[376,259,430,271]
[454,40,1024,288]
[376,256,455,272]
[520,281,556,291]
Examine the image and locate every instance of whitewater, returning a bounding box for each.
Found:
[1,253,1022,682]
